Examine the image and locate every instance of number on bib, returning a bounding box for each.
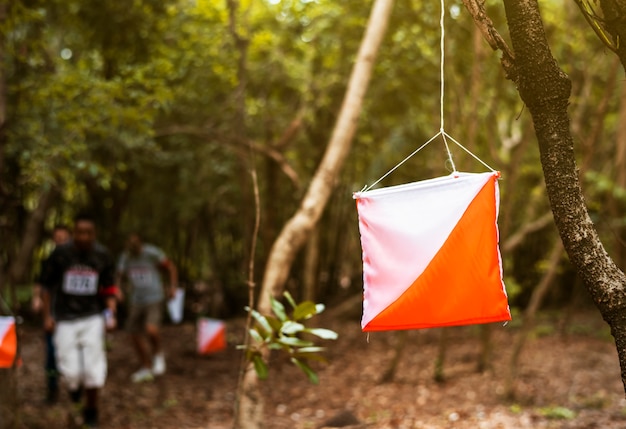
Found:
[62,270,99,295]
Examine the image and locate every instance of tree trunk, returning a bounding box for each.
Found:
[433,328,448,383]
[501,0,626,394]
[504,239,564,399]
[0,0,6,180]
[302,226,320,302]
[7,188,58,288]
[379,330,408,384]
[233,1,395,427]
[257,0,394,314]
[599,0,626,70]
[614,80,626,271]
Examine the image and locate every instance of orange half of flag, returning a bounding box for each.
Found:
[354,171,511,332]
[0,316,17,368]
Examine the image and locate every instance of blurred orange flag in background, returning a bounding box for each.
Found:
[0,316,17,368]
[197,318,227,354]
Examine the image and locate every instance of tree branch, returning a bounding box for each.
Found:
[461,0,518,83]
[155,125,301,189]
[502,211,553,253]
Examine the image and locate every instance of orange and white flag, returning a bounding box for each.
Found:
[197,318,226,354]
[0,316,17,368]
[354,171,511,332]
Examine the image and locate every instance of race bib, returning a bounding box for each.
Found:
[129,268,154,288]
[62,270,99,296]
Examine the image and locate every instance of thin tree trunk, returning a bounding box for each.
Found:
[504,240,564,399]
[234,1,395,427]
[614,80,626,270]
[7,188,58,287]
[434,328,448,383]
[302,226,320,302]
[379,330,408,384]
[0,0,6,180]
[599,0,626,70]
[580,59,620,173]
[476,323,493,373]
[257,0,394,314]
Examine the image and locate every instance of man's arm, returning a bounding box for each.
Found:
[32,258,48,313]
[32,284,43,313]
[39,253,56,331]
[114,254,127,302]
[101,253,119,330]
[103,295,117,330]
[114,272,125,302]
[41,287,54,332]
[160,259,178,300]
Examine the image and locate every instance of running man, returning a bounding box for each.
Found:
[41,213,118,428]
[116,233,177,383]
[32,224,71,404]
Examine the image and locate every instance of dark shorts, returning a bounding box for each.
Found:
[126,301,163,333]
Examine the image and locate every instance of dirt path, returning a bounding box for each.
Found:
[14,310,626,428]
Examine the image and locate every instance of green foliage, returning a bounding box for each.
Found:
[2,0,623,315]
[538,406,576,420]
[238,292,338,384]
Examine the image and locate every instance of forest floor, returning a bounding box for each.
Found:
[14,308,626,429]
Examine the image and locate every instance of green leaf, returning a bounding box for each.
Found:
[281,320,305,335]
[292,353,328,364]
[252,354,269,380]
[249,328,265,343]
[304,328,338,340]
[293,301,318,320]
[278,336,314,347]
[265,315,283,332]
[291,357,319,384]
[271,296,287,321]
[246,307,272,334]
[295,346,326,353]
[539,406,576,420]
[284,291,297,309]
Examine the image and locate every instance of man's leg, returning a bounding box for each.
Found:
[54,320,84,427]
[80,314,107,428]
[53,320,82,393]
[44,331,59,403]
[84,389,98,426]
[144,301,165,375]
[127,305,154,382]
[131,332,152,369]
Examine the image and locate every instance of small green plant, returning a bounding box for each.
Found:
[238,291,338,384]
[538,406,576,420]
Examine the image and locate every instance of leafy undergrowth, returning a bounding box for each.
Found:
[15,310,626,428]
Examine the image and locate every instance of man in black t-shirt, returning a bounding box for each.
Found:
[41,213,118,429]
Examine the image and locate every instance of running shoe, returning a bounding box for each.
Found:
[131,367,154,383]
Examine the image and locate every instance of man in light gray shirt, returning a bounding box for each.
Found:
[116,233,178,383]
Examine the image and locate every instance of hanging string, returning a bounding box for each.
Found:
[444,131,496,172]
[439,0,457,174]
[360,0,496,194]
[360,133,441,192]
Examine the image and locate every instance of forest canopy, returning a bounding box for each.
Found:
[1,0,624,317]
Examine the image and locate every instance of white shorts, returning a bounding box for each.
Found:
[54,314,107,390]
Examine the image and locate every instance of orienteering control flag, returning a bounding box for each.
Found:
[197,318,227,354]
[354,171,511,331]
[0,316,17,368]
